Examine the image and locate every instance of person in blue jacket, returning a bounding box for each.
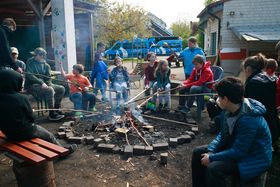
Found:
[178,37,205,79]
[192,77,272,187]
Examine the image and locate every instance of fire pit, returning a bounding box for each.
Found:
[56,104,198,159]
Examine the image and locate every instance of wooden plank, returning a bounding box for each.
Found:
[0,139,45,164]
[0,131,68,156]
[30,138,69,156]
[17,141,58,160]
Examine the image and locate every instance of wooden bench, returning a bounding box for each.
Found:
[0,131,69,186]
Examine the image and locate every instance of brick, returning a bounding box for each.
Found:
[85,136,94,145]
[169,138,178,148]
[97,144,115,153]
[68,136,85,144]
[57,132,66,139]
[177,135,191,144]
[152,143,169,151]
[124,145,133,157]
[93,138,104,148]
[160,153,168,165]
[58,126,67,132]
[62,121,75,127]
[112,146,121,154]
[133,145,145,156]
[149,153,157,160]
[191,126,199,135]
[66,131,74,138]
[145,146,153,155]
[185,131,195,139]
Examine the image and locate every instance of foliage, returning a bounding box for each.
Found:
[86,0,151,46]
[204,0,218,6]
[170,19,192,49]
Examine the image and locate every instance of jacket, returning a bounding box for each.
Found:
[244,71,280,142]
[156,68,170,89]
[90,60,108,88]
[144,61,158,86]
[109,66,129,85]
[183,61,214,88]
[0,25,18,70]
[179,47,205,76]
[24,57,52,89]
[208,98,272,182]
[0,69,36,140]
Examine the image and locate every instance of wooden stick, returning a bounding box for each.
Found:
[125,112,150,146]
[125,132,130,145]
[125,88,147,105]
[142,114,196,128]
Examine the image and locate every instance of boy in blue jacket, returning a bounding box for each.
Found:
[192,77,272,187]
[177,37,205,79]
[91,42,108,102]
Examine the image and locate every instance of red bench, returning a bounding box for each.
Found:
[0,131,69,186]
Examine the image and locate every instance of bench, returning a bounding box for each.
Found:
[0,131,69,186]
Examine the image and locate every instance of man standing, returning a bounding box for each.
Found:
[10,47,25,71]
[25,47,65,121]
[0,18,22,72]
[192,77,272,187]
[178,37,205,79]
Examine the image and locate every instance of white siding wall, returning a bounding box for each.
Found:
[221,0,280,75]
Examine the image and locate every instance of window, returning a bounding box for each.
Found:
[211,32,217,55]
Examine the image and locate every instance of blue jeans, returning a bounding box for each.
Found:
[179,85,211,117]
[158,83,171,107]
[145,81,157,103]
[113,82,128,106]
[93,80,107,100]
[70,92,96,110]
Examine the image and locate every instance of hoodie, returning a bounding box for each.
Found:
[0,25,18,70]
[245,71,280,142]
[183,61,214,88]
[90,60,109,88]
[179,47,205,76]
[208,98,272,182]
[0,69,36,140]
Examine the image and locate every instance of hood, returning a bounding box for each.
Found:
[0,69,23,93]
[248,71,277,84]
[203,61,211,69]
[225,98,266,135]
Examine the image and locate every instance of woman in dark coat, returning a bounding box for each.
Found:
[243,53,280,150]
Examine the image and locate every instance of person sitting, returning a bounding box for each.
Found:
[144,52,158,111]
[0,18,22,73]
[177,54,214,119]
[10,47,25,71]
[155,59,171,111]
[0,69,77,155]
[24,47,65,121]
[192,76,272,187]
[110,57,129,110]
[60,63,96,116]
[243,54,280,151]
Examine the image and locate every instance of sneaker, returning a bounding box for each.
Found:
[74,111,83,117]
[49,112,64,121]
[179,106,190,114]
[158,103,163,110]
[101,97,108,102]
[92,107,97,112]
[163,103,169,110]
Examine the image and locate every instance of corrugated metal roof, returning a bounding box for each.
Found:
[230,25,280,41]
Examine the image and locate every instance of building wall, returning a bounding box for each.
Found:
[203,11,222,56]
[220,0,280,75]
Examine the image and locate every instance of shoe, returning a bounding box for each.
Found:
[102,97,108,102]
[179,107,190,114]
[74,111,83,117]
[92,107,97,112]
[158,103,163,110]
[56,110,64,115]
[49,112,64,121]
[67,144,78,154]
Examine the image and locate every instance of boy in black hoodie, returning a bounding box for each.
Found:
[0,69,76,153]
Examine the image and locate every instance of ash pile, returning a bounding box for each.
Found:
[56,104,199,158]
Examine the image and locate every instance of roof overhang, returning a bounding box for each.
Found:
[230,25,280,42]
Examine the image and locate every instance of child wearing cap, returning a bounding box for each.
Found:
[10,47,25,71]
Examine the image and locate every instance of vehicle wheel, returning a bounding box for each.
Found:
[176,61,180,67]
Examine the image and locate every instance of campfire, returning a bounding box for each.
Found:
[57,103,198,161]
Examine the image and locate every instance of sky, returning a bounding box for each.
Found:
[109,0,205,28]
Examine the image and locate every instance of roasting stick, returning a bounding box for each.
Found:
[125,88,147,105]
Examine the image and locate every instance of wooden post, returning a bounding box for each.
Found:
[13,161,56,187]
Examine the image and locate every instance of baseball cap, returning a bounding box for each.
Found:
[10,47,19,54]
[30,47,47,56]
